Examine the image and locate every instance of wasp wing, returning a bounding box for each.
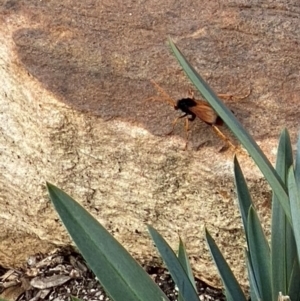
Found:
[188,100,223,125]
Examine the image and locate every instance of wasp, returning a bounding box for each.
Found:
[150,80,241,150]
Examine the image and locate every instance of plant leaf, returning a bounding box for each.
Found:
[47,183,168,301]
[271,129,295,301]
[245,250,260,301]
[177,238,196,301]
[168,38,291,224]
[295,133,300,184]
[177,238,196,289]
[147,225,199,301]
[247,206,271,301]
[288,167,300,266]
[233,155,253,236]
[205,229,247,301]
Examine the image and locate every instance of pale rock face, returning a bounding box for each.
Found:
[0,0,298,290]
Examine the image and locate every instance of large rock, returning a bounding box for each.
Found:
[0,0,299,289]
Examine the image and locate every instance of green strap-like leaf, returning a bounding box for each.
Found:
[233,155,253,236]
[247,206,271,301]
[47,183,168,301]
[271,129,295,301]
[177,238,197,301]
[286,258,300,301]
[245,250,260,301]
[205,229,247,301]
[177,238,196,289]
[234,157,262,299]
[288,167,300,266]
[147,226,199,301]
[168,39,291,224]
[293,135,300,300]
[295,134,300,183]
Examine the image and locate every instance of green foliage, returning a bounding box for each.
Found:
[168,38,291,223]
[169,39,300,300]
[205,230,247,301]
[47,183,169,301]
[46,40,300,301]
[48,183,198,301]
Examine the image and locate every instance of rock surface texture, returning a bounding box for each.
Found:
[1,0,299,289]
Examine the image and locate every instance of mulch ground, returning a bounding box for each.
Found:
[0,248,225,301]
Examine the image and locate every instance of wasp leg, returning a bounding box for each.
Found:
[184,117,191,150]
[183,114,197,149]
[167,114,188,135]
[217,93,234,101]
[217,87,251,101]
[212,125,236,149]
[186,88,251,103]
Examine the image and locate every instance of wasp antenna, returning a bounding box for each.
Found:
[150,79,176,107]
